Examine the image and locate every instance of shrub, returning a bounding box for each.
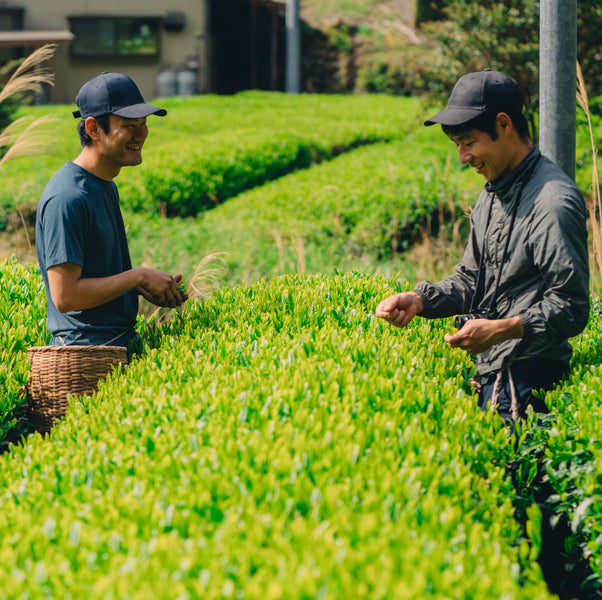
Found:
[0,92,423,219]
[0,272,555,598]
[0,259,48,448]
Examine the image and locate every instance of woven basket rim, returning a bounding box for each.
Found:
[28,344,127,353]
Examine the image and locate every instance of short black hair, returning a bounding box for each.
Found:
[442,110,530,141]
[77,113,111,148]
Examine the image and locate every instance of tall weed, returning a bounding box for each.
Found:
[0,44,56,257]
[577,61,602,296]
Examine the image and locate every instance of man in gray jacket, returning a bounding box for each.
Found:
[376,70,590,422]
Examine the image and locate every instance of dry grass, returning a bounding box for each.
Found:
[405,154,470,281]
[0,113,56,166]
[576,60,602,296]
[0,44,55,105]
[270,229,307,275]
[0,44,57,256]
[404,213,467,282]
[139,253,229,324]
[185,252,229,300]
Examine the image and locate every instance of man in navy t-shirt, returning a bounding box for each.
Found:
[36,72,187,352]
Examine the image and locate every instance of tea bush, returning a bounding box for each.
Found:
[511,307,602,593]
[0,92,423,224]
[0,259,48,446]
[0,271,555,598]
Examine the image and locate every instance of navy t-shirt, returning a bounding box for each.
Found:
[35,161,138,346]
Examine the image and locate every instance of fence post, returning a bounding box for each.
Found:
[285,0,301,94]
[539,0,578,180]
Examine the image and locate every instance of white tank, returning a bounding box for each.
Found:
[156,71,177,97]
[176,70,196,96]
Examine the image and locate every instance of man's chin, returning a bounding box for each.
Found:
[125,155,143,167]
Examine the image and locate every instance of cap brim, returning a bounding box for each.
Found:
[424,107,485,127]
[112,103,167,118]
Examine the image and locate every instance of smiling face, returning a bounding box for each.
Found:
[447,113,531,182]
[449,129,512,183]
[98,114,149,170]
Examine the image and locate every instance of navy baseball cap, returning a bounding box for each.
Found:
[424,70,524,127]
[72,72,167,119]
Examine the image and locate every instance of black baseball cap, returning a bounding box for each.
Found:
[72,72,167,119]
[424,70,524,127]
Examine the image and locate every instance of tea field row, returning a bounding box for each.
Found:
[0,267,558,598]
[1,92,423,224]
[125,126,481,288]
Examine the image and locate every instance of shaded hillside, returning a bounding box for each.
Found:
[301,0,416,30]
[298,0,434,96]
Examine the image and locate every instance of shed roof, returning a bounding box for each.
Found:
[0,30,74,47]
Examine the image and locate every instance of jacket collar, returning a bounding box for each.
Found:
[485,145,541,203]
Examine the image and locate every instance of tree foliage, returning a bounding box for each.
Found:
[576,1,602,106]
[420,1,539,134]
[419,1,602,136]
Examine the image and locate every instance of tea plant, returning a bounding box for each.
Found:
[0,259,48,446]
[0,92,424,222]
[512,307,602,594]
[0,272,555,598]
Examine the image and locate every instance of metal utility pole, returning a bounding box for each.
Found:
[285,0,301,93]
[539,0,578,181]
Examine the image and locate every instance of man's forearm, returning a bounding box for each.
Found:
[493,316,524,344]
[48,265,142,313]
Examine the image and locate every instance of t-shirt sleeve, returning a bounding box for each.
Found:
[39,194,88,269]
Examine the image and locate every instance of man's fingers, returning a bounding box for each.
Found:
[376,300,393,317]
[376,295,405,317]
[444,331,464,347]
[444,332,456,344]
[383,308,412,328]
[376,293,420,328]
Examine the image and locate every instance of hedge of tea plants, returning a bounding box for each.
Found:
[2,91,598,228]
[0,268,558,598]
[511,305,602,595]
[119,93,421,218]
[125,125,481,287]
[0,260,48,447]
[0,92,423,225]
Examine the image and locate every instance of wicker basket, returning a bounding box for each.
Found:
[26,345,128,434]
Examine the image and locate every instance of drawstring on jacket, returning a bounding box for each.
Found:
[488,365,519,421]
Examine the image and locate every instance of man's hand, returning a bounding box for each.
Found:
[138,271,187,308]
[444,316,524,355]
[375,292,423,328]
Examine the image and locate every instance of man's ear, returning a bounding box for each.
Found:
[84,116,101,141]
[496,113,513,135]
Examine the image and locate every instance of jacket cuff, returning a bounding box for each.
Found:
[412,284,433,318]
[520,315,533,340]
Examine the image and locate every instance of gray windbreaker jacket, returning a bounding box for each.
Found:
[414,146,590,376]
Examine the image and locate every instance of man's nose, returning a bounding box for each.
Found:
[458,146,471,165]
